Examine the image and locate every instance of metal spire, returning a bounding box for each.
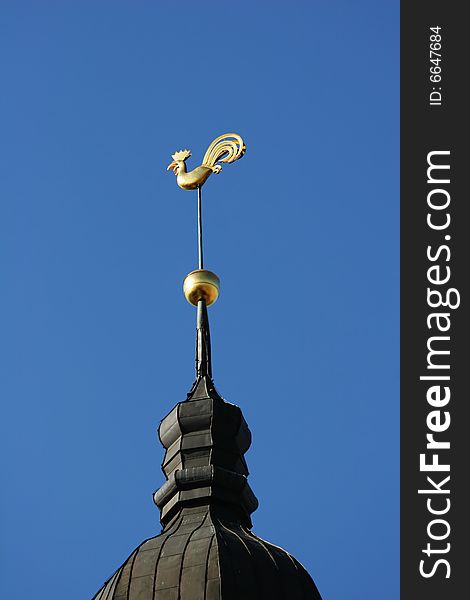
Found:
[195,299,212,380]
[167,133,245,384]
[197,186,204,270]
[91,132,323,599]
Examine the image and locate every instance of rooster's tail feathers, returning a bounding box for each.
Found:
[202,133,245,170]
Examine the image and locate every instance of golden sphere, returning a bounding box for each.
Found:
[183,269,220,306]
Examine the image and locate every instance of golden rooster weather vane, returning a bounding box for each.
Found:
[167,133,245,191]
[167,133,245,312]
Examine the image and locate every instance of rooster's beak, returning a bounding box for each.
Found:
[167,160,177,174]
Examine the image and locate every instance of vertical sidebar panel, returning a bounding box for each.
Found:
[401,3,468,598]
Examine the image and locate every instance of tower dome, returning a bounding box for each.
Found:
[94,507,318,600]
[93,134,323,599]
[92,306,322,600]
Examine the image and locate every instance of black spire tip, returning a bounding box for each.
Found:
[195,299,212,380]
[186,299,223,402]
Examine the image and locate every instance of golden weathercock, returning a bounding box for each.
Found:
[167,133,246,191]
[167,133,245,308]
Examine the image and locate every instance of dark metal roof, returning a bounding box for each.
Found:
[93,301,323,599]
[93,505,320,600]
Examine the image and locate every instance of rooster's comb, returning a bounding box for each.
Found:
[172,149,191,162]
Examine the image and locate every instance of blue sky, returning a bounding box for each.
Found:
[0,2,399,599]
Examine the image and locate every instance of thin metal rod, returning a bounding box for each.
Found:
[197,186,203,269]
